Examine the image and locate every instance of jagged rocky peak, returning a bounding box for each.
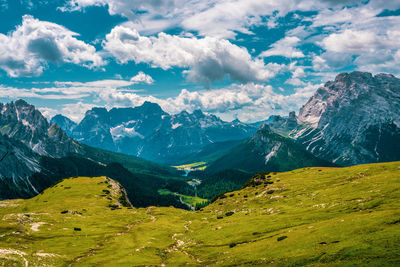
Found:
[137,101,165,114]
[294,71,400,166]
[0,99,81,157]
[1,99,48,129]
[258,123,272,132]
[192,109,205,118]
[268,111,297,133]
[298,71,400,126]
[286,111,298,129]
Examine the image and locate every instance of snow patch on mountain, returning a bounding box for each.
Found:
[172,123,182,129]
[110,125,144,140]
[265,143,281,165]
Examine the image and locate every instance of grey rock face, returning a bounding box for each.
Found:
[0,134,41,196]
[293,71,400,165]
[0,100,82,197]
[0,100,81,157]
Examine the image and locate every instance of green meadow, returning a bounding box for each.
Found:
[0,161,399,266]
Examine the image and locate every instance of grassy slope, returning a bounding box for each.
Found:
[0,162,399,266]
[206,131,333,174]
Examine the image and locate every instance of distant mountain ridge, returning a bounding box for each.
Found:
[54,102,258,163]
[51,71,400,168]
[50,114,77,136]
[192,71,400,173]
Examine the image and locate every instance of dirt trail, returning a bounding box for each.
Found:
[0,249,28,267]
[163,220,202,265]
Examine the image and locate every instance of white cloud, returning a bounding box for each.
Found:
[103,25,283,85]
[130,71,154,84]
[40,102,101,123]
[0,77,143,102]
[38,107,59,121]
[260,36,305,58]
[62,0,368,39]
[0,85,89,99]
[314,14,400,75]
[60,102,98,122]
[321,29,383,53]
[0,15,104,77]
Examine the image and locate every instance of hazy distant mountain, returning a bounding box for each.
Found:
[293,71,400,165]
[50,114,77,136]
[250,115,279,127]
[61,102,258,163]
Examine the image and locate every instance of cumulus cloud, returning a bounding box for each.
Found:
[103,25,283,85]
[61,102,98,122]
[130,72,154,84]
[321,29,383,53]
[314,13,400,75]
[0,15,104,77]
[38,107,59,121]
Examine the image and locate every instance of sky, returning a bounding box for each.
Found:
[0,0,400,123]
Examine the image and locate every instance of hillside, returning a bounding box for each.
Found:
[206,124,332,174]
[0,162,399,266]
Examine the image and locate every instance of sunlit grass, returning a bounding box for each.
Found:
[0,161,399,266]
[172,161,207,171]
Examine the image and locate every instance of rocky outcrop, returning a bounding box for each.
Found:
[0,100,81,157]
[293,71,400,165]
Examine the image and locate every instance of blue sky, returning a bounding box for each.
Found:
[0,0,399,122]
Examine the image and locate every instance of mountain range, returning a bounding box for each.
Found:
[210,71,400,172]
[0,100,193,208]
[50,71,400,172]
[1,71,399,209]
[52,102,258,164]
